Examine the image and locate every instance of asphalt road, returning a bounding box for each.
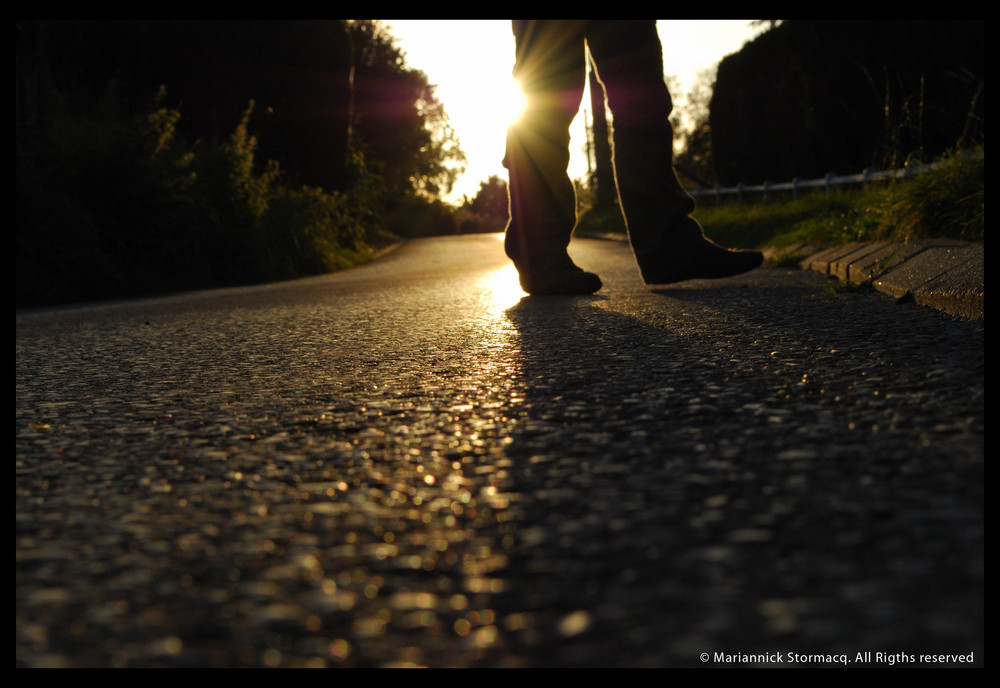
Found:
[16,234,984,668]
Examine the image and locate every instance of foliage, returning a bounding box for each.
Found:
[15,19,471,307]
[16,77,388,307]
[346,20,466,202]
[690,148,984,250]
[16,20,356,192]
[692,193,872,250]
[574,203,627,238]
[384,194,459,238]
[872,148,984,242]
[586,58,617,208]
[454,176,511,235]
[710,20,983,186]
[466,176,509,218]
[671,68,718,187]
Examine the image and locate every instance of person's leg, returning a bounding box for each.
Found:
[504,20,602,295]
[586,21,762,284]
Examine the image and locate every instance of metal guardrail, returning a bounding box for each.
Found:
[687,157,962,204]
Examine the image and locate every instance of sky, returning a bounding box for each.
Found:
[385,20,767,204]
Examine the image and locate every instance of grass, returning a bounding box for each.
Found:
[575,147,984,255]
[694,148,984,250]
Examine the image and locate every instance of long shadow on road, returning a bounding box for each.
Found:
[15,242,982,668]
[485,283,983,667]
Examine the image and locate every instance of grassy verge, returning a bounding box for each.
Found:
[698,149,984,249]
[576,148,984,254]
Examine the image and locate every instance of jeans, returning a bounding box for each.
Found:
[504,20,701,283]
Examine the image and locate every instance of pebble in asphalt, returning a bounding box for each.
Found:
[16,235,983,667]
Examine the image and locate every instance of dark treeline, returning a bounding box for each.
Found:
[19,21,981,307]
[16,20,478,307]
[709,20,984,186]
[17,20,355,190]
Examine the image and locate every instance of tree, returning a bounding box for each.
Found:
[672,68,718,188]
[469,175,509,218]
[15,20,393,305]
[456,175,508,234]
[710,20,983,185]
[346,20,466,202]
[586,51,616,208]
[16,20,355,192]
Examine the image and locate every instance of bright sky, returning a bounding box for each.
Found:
[386,20,766,204]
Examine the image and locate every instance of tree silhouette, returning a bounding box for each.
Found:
[16,20,355,191]
[469,175,509,218]
[18,19,466,199]
[456,175,508,234]
[587,51,616,208]
[673,68,718,188]
[346,20,466,201]
[710,20,983,185]
[15,19,469,305]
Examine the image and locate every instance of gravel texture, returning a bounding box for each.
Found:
[16,235,983,667]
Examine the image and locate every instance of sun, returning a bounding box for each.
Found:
[383,21,524,201]
[388,20,767,203]
[502,76,528,130]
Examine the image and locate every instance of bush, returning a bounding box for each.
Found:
[454,207,507,235]
[16,89,391,307]
[690,147,984,250]
[872,148,984,242]
[574,203,627,238]
[384,195,459,238]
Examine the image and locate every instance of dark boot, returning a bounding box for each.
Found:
[503,131,602,295]
[615,130,763,284]
[618,151,764,285]
[588,21,763,285]
[502,26,602,296]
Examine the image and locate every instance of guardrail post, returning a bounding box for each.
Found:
[688,156,962,205]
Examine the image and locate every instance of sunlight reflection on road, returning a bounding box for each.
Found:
[478,252,526,317]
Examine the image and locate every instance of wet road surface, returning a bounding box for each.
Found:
[16,234,984,667]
